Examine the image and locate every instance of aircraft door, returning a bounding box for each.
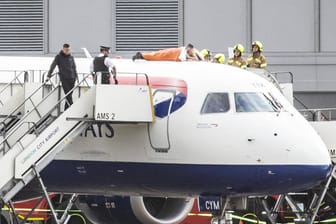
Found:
[148,89,176,152]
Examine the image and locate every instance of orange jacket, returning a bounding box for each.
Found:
[142,47,184,61]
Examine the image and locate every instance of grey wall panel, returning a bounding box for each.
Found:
[0,0,44,52]
[252,0,315,52]
[184,0,247,53]
[3,0,336,97]
[48,0,112,54]
[268,64,336,92]
[320,0,336,52]
[294,92,336,110]
[268,65,318,91]
[115,0,180,52]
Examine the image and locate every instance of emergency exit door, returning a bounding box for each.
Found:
[148,89,176,152]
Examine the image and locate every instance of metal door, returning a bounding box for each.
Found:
[148,89,176,152]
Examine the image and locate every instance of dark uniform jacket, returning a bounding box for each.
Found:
[48,51,78,81]
[93,56,111,84]
[93,56,109,73]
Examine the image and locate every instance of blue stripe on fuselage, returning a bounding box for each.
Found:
[154,92,186,118]
[40,161,332,196]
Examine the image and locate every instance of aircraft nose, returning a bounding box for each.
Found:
[289,115,333,188]
[259,113,333,193]
[258,127,332,194]
[301,119,331,166]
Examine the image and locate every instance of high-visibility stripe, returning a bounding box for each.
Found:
[231,214,266,224]
[70,213,87,224]
[7,206,336,224]
[319,218,336,223]
[1,207,81,213]
[17,214,44,221]
[188,212,212,217]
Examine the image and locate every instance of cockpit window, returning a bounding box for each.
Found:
[235,92,281,112]
[201,93,230,114]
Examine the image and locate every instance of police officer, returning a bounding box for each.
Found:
[247,41,267,68]
[47,43,78,110]
[227,44,247,69]
[91,46,117,84]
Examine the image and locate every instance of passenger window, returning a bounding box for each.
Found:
[201,93,230,114]
[235,92,280,112]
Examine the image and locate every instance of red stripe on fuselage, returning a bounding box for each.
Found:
[116,76,188,96]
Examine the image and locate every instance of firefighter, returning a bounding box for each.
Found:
[213,53,225,64]
[200,49,211,61]
[91,46,117,84]
[227,44,247,69]
[247,41,267,68]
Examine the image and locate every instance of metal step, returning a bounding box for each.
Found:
[0,72,155,206]
[0,74,93,203]
[1,120,88,203]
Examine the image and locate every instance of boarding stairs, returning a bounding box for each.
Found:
[0,71,155,207]
[0,70,50,135]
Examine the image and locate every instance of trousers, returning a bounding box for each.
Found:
[94,72,110,84]
[61,78,76,110]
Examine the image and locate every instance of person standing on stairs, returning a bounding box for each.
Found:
[47,43,78,111]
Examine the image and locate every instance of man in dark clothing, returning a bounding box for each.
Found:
[47,43,78,110]
[91,46,117,84]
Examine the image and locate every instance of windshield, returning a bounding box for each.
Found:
[235,92,281,112]
[201,93,230,114]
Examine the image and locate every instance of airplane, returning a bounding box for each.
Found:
[0,55,332,224]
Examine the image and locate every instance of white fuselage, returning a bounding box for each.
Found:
[0,56,331,197]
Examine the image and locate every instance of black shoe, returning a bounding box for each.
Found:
[132,52,143,61]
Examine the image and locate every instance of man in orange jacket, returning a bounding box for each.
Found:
[132,44,202,62]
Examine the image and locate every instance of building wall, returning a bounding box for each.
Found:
[48,0,113,54]
[184,0,336,96]
[7,0,336,107]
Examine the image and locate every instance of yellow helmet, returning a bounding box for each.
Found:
[214,53,225,64]
[234,44,245,54]
[252,41,263,52]
[200,49,210,57]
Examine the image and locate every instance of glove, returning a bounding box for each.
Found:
[113,76,118,85]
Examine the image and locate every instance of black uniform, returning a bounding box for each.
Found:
[93,56,110,84]
[48,51,78,110]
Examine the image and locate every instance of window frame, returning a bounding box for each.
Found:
[200,92,231,114]
[234,92,281,113]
